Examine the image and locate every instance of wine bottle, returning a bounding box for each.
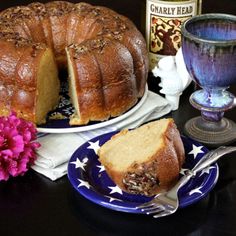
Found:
[145,0,202,70]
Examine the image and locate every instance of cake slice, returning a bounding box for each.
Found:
[98,118,185,196]
[66,37,138,125]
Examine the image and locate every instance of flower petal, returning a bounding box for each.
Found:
[11,135,24,155]
[0,149,13,157]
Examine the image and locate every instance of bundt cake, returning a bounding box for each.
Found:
[98,118,185,196]
[0,1,148,125]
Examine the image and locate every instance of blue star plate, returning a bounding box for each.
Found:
[67,132,219,214]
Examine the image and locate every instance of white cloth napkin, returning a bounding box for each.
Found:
[31,90,172,181]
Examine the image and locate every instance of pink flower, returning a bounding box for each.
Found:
[0,112,40,181]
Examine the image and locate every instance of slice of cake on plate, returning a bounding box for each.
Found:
[98,118,185,196]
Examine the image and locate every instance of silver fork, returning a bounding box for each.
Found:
[136,146,236,218]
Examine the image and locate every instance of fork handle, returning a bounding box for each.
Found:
[189,146,236,176]
[171,146,236,193]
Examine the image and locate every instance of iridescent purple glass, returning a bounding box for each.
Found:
[181,14,236,147]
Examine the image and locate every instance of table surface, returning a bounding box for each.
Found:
[1,1,236,236]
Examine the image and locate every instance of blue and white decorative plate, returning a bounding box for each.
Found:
[37,81,148,134]
[67,132,219,214]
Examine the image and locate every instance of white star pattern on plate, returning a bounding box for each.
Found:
[105,196,123,203]
[77,178,90,189]
[199,166,215,177]
[188,144,204,159]
[87,141,100,154]
[108,185,123,195]
[70,157,88,171]
[97,165,105,173]
[189,186,203,196]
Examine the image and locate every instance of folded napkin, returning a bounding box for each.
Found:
[31,90,172,181]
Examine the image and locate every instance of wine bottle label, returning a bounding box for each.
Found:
[146,0,199,70]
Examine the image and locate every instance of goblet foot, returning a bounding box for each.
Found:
[184,116,236,147]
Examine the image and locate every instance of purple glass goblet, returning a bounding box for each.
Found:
[181,13,236,147]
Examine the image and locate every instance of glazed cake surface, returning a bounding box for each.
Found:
[0,1,148,125]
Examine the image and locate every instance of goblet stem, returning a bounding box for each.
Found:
[201,110,224,122]
[186,90,236,146]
